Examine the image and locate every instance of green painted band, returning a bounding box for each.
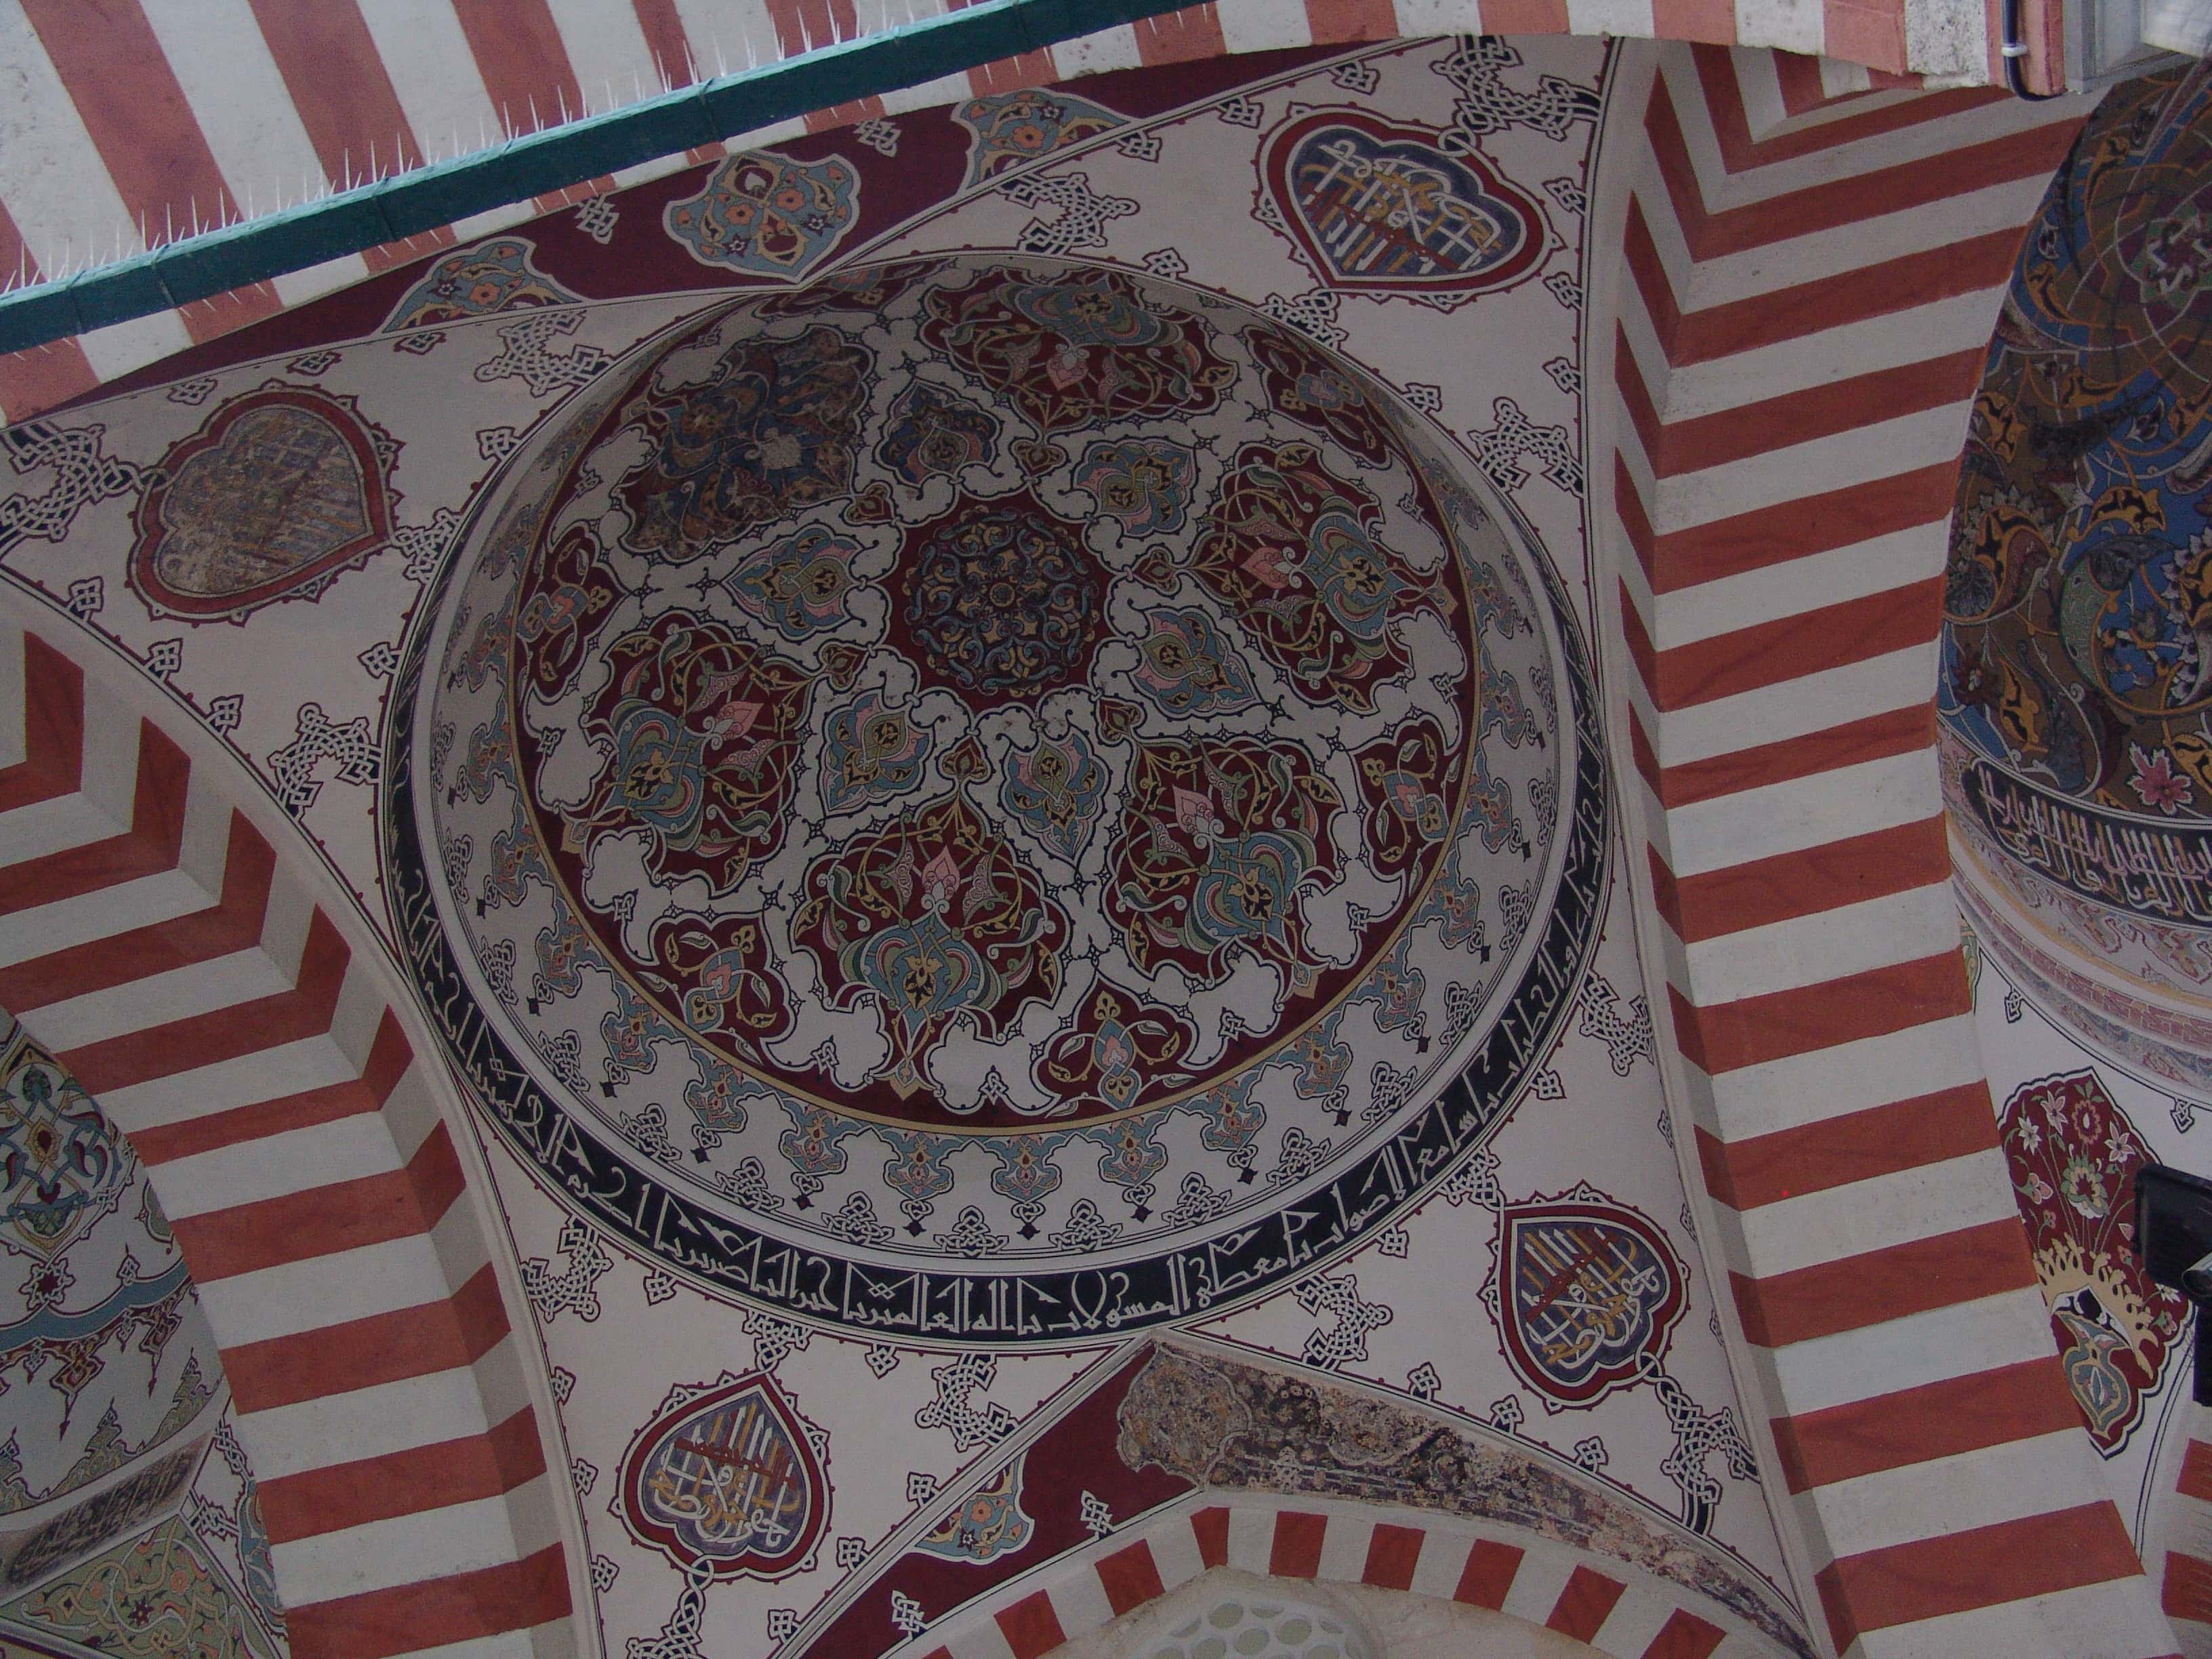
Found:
[0,0,1207,358]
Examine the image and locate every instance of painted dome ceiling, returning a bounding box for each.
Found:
[1943,67,2212,1090]
[7,18,2196,1659]
[411,251,1594,1326]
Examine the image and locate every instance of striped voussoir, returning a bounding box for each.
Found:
[1605,43,2179,1659]
[897,1495,1798,1659]
[0,0,1993,425]
[2163,1428,2212,1654]
[0,613,574,1659]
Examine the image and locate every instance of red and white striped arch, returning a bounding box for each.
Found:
[0,0,2033,426]
[2158,1417,2212,1653]
[895,1494,1801,1659]
[0,599,579,1659]
[1593,41,2179,1659]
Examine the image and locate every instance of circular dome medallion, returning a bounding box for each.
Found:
[392,255,1604,1343]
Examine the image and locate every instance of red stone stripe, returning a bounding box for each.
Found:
[171,1119,467,1282]
[224,1260,510,1414]
[1454,1538,1524,1608]
[2167,1551,2212,1625]
[1097,1538,1165,1614]
[1638,700,1936,809]
[1270,1510,1327,1578]
[0,718,187,916]
[1547,1566,1626,1641]
[0,208,98,416]
[2180,1439,2212,1504]
[1696,1082,1998,1211]
[1692,41,2007,172]
[283,1540,568,1659]
[61,908,351,1095]
[1648,350,1983,477]
[1193,1505,1229,1568]
[1477,0,1571,28]
[1768,1356,2084,1492]
[1669,949,1969,1076]
[18,0,237,243]
[1646,75,2074,260]
[0,813,275,1013]
[132,1012,412,1166]
[1361,1523,1422,1591]
[0,720,175,888]
[0,632,84,812]
[1304,0,1399,41]
[1822,0,1908,74]
[1643,577,1944,710]
[1816,1503,2142,1652]
[1730,1217,2039,1348]
[451,0,583,136]
[1656,814,1948,943]
[996,1590,1067,1659]
[1642,1607,1726,1659]
[1650,0,1737,43]
[1641,460,1962,594]
[260,1405,545,1543]
[1132,5,1228,64]
[630,0,695,85]
[245,0,422,184]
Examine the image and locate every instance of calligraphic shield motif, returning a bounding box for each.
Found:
[1260,110,1547,298]
[1492,1190,1685,1408]
[618,1372,827,1579]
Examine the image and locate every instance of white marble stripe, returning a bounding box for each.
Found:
[0,865,211,966]
[0,6,146,272]
[667,0,780,79]
[1752,1286,2057,1416]
[1145,1511,1208,1593]
[1658,746,1939,878]
[96,1033,361,1133]
[1847,1563,2182,1658]
[1216,0,1309,54]
[354,0,500,165]
[237,1337,529,1481]
[1591,1589,1675,1658]
[0,791,133,869]
[1569,0,1659,33]
[154,1109,408,1219]
[1408,1530,1465,1599]
[1681,882,1960,1004]
[1047,24,1146,77]
[1729,1149,2021,1279]
[1225,1504,1273,1573]
[1315,1512,1370,1582]
[1668,172,2049,310]
[1684,1011,1986,1143]
[1649,512,1948,651]
[274,1471,562,1609]
[1496,1549,1576,1627]
[139,0,331,203]
[1727,43,1791,136]
[73,307,196,384]
[194,1200,490,1341]
[541,0,661,118]
[1645,638,1938,771]
[1046,1561,1115,1645]
[1657,287,2006,423]
[22,947,291,1050]
[1793,1431,2101,1562]
[1650,399,1974,534]
[1731,0,1827,63]
[272,251,372,309]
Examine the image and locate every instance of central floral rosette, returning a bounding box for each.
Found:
[895,490,1109,703]
[476,255,1530,1136]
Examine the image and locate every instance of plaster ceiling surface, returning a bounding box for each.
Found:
[0,37,1812,1659]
